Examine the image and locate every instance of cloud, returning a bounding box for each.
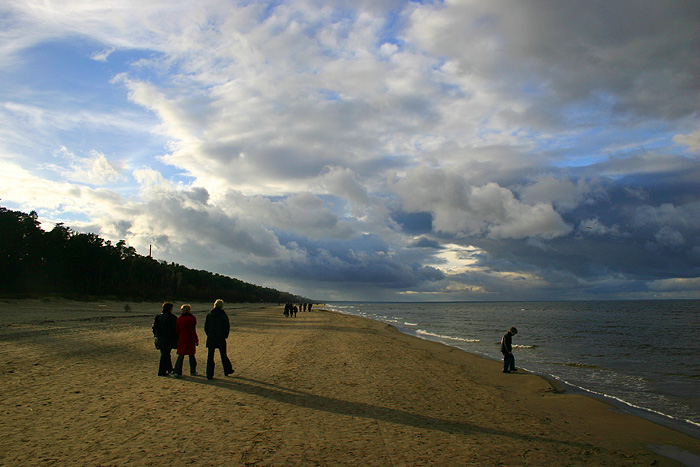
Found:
[90,47,114,62]
[633,203,700,231]
[653,226,685,248]
[0,159,129,223]
[319,166,371,207]
[393,168,572,240]
[673,126,700,154]
[224,190,358,241]
[519,175,605,212]
[45,147,124,185]
[408,0,700,123]
[1,1,699,300]
[649,277,700,293]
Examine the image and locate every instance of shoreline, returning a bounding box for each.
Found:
[2,299,700,466]
[320,305,700,464]
[427,326,700,441]
[329,304,700,443]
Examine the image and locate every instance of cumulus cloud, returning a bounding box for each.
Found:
[653,226,685,248]
[0,159,130,226]
[519,176,606,212]
[46,147,124,185]
[225,190,357,240]
[633,203,700,230]
[319,166,371,208]
[392,168,571,240]
[577,218,626,238]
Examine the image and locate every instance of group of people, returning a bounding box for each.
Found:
[283,302,312,317]
[152,299,234,380]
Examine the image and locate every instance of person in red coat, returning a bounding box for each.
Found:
[173,304,199,377]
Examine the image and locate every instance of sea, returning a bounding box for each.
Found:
[322,300,700,439]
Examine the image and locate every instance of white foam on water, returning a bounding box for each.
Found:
[416,329,480,343]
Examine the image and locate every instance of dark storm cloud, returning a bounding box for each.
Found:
[408,236,443,249]
[261,231,446,290]
[391,211,433,235]
[454,173,700,297]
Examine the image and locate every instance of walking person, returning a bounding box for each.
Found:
[153,302,178,376]
[173,304,199,377]
[204,299,234,380]
[501,327,518,373]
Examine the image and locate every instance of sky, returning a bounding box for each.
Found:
[1,0,700,302]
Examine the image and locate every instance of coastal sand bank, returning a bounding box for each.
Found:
[1,299,699,466]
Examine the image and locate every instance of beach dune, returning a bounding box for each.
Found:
[1,299,699,466]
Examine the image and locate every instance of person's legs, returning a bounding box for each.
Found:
[219,341,233,375]
[508,353,516,371]
[502,352,510,373]
[188,354,197,375]
[159,348,172,375]
[173,354,184,376]
[206,347,216,379]
[166,348,174,374]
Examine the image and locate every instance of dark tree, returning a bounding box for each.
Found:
[0,205,306,303]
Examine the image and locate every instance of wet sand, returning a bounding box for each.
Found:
[1,299,699,466]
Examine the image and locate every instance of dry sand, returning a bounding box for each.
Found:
[1,299,699,466]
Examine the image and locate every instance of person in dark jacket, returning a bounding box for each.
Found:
[153,302,178,376]
[501,327,518,373]
[204,299,234,380]
[173,304,199,377]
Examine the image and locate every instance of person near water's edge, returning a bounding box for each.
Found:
[153,302,178,376]
[501,327,518,373]
[204,299,234,380]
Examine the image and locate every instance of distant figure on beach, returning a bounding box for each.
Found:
[204,299,234,380]
[501,327,518,373]
[173,304,199,377]
[124,304,131,312]
[308,303,312,312]
[293,305,298,317]
[152,302,178,376]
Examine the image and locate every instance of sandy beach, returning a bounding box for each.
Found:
[1,299,699,466]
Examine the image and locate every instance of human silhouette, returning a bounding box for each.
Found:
[501,327,518,373]
[152,302,178,376]
[204,299,234,379]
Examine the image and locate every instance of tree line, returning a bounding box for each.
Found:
[0,205,306,303]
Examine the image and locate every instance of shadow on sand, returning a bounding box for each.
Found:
[182,374,591,449]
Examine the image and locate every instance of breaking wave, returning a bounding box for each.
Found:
[416,329,480,343]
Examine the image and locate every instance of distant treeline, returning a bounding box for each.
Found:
[0,206,306,303]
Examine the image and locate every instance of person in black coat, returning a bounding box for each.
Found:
[204,299,234,380]
[153,302,178,376]
[501,327,518,373]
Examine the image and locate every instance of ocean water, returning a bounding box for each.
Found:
[323,300,700,438]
